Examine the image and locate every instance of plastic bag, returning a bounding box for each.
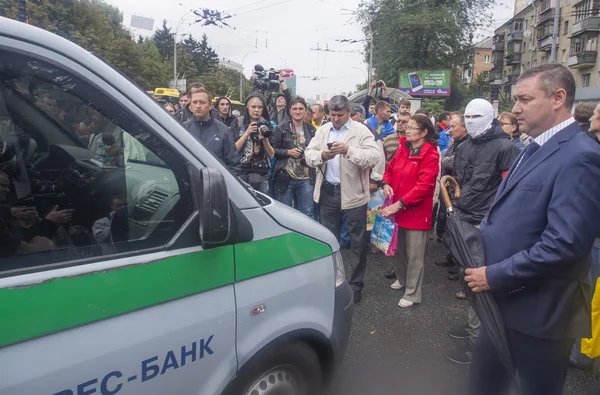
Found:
[366,189,385,232]
[370,197,398,256]
[582,278,600,358]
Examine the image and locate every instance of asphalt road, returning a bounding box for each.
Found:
[328,239,597,395]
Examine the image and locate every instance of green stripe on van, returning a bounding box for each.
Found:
[0,233,331,348]
[234,233,332,281]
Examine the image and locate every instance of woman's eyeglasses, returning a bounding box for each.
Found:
[499,121,514,127]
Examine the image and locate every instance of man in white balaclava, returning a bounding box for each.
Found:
[464,99,495,138]
[444,98,520,366]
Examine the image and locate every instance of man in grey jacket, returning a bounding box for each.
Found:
[183,88,240,174]
[305,95,381,304]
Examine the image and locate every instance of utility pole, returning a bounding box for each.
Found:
[368,23,374,83]
[173,35,177,89]
[550,0,560,63]
[18,0,28,23]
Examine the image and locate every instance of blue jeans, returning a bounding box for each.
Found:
[276,179,314,219]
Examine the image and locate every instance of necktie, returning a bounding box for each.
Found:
[510,141,540,181]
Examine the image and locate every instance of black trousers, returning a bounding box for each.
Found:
[436,197,447,237]
[469,326,574,395]
[319,184,368,293]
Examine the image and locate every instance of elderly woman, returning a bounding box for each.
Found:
[498,112,527,151]
[381,114,440,308]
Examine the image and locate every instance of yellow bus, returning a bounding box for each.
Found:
[154,88,180,105]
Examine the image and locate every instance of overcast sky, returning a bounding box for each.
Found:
[110,0,515,99]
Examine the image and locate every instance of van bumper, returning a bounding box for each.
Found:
[330,281,354,367]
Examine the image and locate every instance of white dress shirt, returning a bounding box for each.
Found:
[325,119,351,184]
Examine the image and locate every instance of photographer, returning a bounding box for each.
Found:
[271,97,316,218]
[270,76,293,125]
[362,80,391,118]
[230,92,275,194]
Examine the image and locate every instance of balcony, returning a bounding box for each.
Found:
[504,74,520,84]
[571,17,600,36]
[568,51,598,68]
[538,36,554,51]
[488,70,503,84]
[505,52,522,64]
[493,58,505,69]
[507,30,524,42]
[462,76,472,85]
[493,41,505,51]
[538,8,556,23]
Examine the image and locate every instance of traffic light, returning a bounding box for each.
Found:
[18,0,28,23]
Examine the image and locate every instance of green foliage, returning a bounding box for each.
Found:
[153,19,174,60]
[358,0,495,110]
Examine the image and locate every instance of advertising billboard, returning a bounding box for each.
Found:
[399,70,451,97]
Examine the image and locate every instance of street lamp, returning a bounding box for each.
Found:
[240,51,258,101]
[173,12,194,89]
[353,67,367,87]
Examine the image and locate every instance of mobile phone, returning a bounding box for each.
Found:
[327,143,334,150]
[408,72,423,92]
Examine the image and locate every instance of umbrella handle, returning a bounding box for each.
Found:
[440,176,461,210]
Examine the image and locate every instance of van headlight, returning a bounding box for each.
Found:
[333,250,346,288]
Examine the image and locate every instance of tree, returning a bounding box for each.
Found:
[357,0,494,89]
[196,33,219,74]
[153,19,174,60]
[137,34,144,44]
[201,65,253,101]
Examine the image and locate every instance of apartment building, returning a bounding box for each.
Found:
[489,0,600,104]
[462,37,493,85]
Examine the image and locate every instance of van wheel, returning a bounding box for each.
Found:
[230,341,322,395]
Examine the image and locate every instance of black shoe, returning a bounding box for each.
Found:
[446,344,472,365]
[448,274,459,281]
[448,266,459,274]
[384,268,396,279]
[435,259,454,267]
[353,292,362,304]
[447,324,470,339]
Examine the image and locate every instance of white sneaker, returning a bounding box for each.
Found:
[390,280,403,290]
[398,298,414,308]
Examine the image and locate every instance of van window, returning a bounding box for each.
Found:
[0,50,194,275]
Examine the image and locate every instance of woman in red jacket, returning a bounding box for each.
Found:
[381,114,440,308]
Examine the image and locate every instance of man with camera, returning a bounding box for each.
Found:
[362,80,391,118]
[230,91,275,194]
[183,88,240,174]
[305,95,381,304]
[271,97,316,218]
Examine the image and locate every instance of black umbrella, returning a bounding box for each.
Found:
[440,176,519,390]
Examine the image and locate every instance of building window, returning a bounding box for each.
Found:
[527,61,531,69]
[484,55,491,63]
[575,0,594,23]
[514,20,524,31]
[564,20,569,35]
[582,73,591,87]
[562,49,567,63]
[597,71,600,86]
[534,59,538,67]
[523,42,527,53]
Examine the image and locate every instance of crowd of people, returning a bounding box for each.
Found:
[167,64,600,395]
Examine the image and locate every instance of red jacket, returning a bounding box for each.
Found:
[383,137,440,230]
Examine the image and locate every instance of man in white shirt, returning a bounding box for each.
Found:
[304,95,380,303]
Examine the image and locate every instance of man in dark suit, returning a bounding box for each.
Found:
[465,64,600,395]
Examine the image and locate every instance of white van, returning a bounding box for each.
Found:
[0,17,353,395]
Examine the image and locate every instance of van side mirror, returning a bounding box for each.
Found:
[192,167,231,248]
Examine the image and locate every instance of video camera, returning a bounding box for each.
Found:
[253,64,280,93]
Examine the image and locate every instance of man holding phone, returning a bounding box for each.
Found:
[305,95,381,304]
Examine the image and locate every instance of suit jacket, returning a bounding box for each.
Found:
[481,121,600,340]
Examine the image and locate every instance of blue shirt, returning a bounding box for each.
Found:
[366,116,395,138]
[439,127,452,153]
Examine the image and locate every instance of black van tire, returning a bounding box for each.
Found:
[225,341,323,395]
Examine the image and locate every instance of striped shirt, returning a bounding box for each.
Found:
[382,132,401,162]
[534,117,576,146]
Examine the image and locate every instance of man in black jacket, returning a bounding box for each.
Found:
[271,96,316,218]
[183,88,240,174]
[445,99,520,365]
[214,96,237,127]
[174,83,220,125]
